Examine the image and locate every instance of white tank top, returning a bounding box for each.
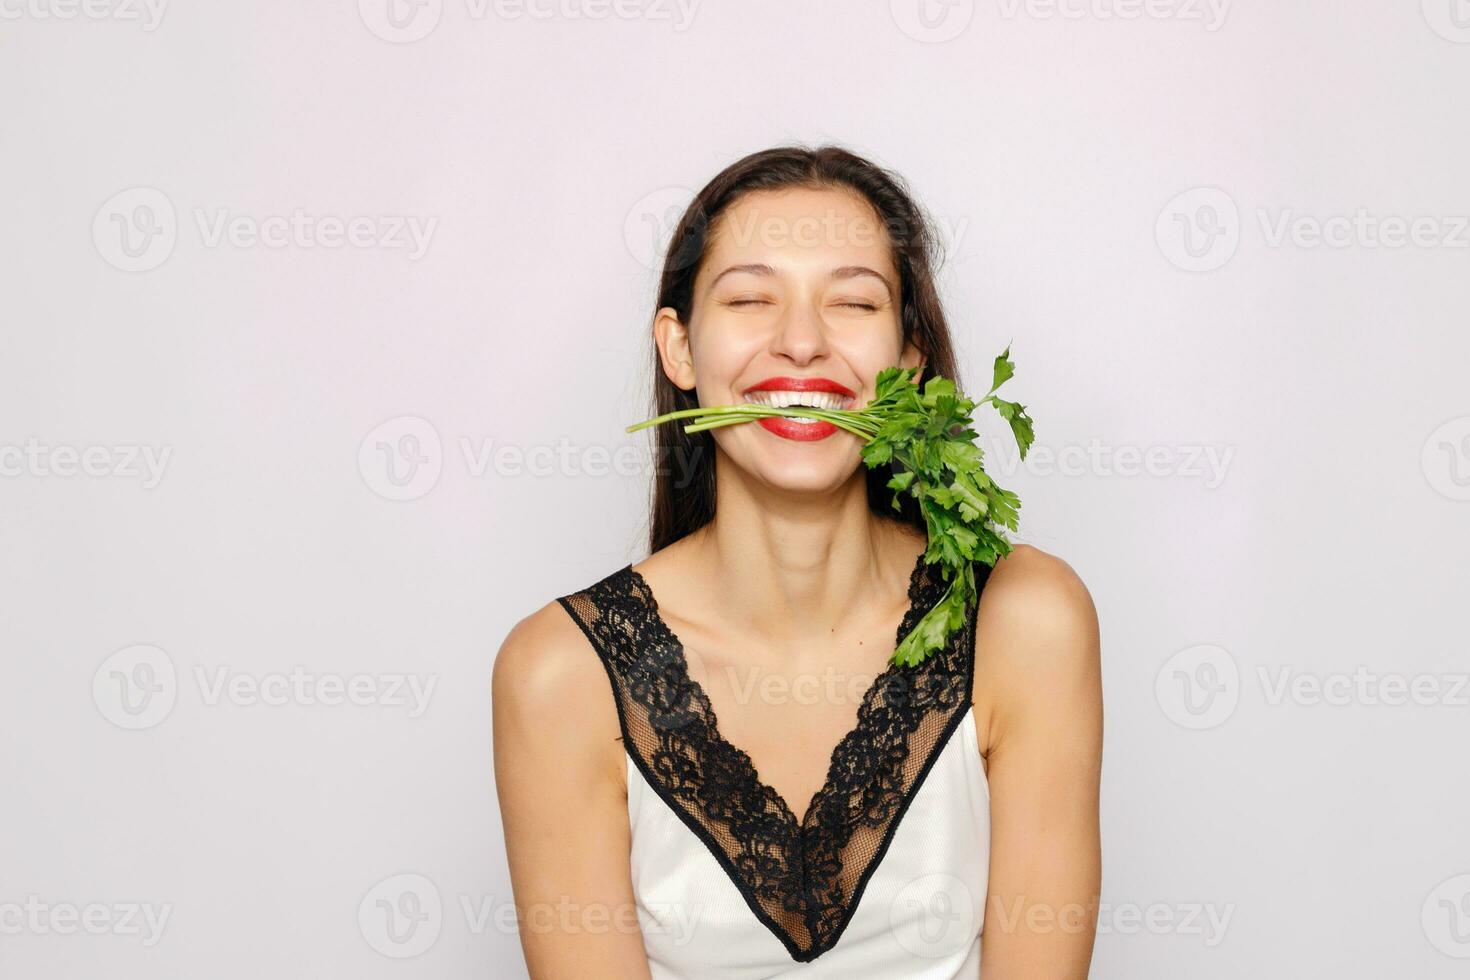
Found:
[627,710,989,977]
[556,552,993,978]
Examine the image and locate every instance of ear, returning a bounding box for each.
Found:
[653,307,697,391]
[899,338,927,378]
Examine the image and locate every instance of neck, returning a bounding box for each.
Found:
[677,451,924,649]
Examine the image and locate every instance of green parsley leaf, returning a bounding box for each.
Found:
[626,347,1034,667]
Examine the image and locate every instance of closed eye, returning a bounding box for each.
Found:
[726,298,877,310]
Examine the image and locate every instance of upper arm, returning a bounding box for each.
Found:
[491,600,653,980]
[973,545,1103,978]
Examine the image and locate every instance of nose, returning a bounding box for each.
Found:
[768,296,830,364]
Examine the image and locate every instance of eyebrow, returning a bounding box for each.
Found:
[708,263,896,301]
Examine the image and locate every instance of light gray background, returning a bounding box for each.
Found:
[4,2,1468,977]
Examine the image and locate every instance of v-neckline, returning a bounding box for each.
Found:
[621,545,933,832]
[556,543,985,961]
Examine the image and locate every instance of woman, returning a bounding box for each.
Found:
[493,145,1102,978]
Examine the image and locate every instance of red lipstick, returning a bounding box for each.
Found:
[741,376,856,442]
[742,376,857,398]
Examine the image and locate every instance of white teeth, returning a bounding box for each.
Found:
[743,390,851,410]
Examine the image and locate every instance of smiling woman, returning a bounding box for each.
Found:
[492,145,1102,979]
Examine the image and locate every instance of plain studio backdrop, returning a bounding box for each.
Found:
[3,2,1468,977]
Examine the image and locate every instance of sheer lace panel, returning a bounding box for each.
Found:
[556,553,988,962]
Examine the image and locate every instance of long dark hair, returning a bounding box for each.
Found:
[646,144,966,555]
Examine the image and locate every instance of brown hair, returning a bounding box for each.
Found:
[646,144,966,554]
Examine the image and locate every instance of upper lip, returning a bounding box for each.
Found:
[743,376,857,398]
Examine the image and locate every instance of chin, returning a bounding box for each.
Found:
[749,458,860,496]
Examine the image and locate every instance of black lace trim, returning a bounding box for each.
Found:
[556,552,988,962]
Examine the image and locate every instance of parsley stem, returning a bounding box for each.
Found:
[628,404,880,441]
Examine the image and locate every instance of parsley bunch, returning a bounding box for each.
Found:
[625,347,1035,667]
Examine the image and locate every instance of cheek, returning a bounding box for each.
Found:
[690,322,768,380]
[833,332,905,376]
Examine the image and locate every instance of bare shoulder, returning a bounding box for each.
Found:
[492,598,609,710]
[492,594,650,976]
[979,544,1098,651]
[971,544,1102,751]
[491,597,623,786]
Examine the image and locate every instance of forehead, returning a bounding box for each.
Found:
[697,186,896,284]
